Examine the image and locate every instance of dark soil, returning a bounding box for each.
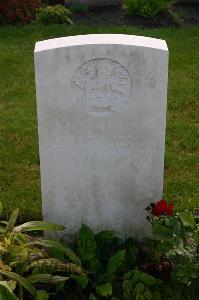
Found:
[72,3,199,28]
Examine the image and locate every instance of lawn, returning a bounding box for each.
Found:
[0,23,198,222]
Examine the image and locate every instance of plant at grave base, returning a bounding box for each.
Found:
[0,202,85,299]
[0,200,198,299]
[123,0,177,20]
[73,224,127,299]
[71,224,184,299]
[122,269,171,300]
[144,199,199,298]
[36,5,73,25]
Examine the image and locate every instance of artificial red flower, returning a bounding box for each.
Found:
[151,199,174,216]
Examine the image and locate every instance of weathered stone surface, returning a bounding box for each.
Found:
[34,34,168,237]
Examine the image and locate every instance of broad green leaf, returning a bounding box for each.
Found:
[89,293,98,300]
[7,280,17,292]
[193,230,199,244]
[139,272,156,286]
[164,217,175,227]
[99,273,116,283]
[173,219,183,236]
[143,290,152,300]
[157,239,175,253]
[95,230,114,241]
[178,211,196,229]
[95,230,114,250]
[15,261,29,275]
[123,270,134,280]
[0,227,5,234]
[106,250,126,274]
[76,224,96,260]
[87,257,102,275]
[15,221,65,232]
[48,247,64,260]
[152,222,174,240]
[0,270,35,296]
[35,290,49,300]
[70,274,88,289]
[0,202,3,215]
[96,282,112,296]
[152,291,161,300]
[4,209,19,234]
[0,281,19,300]
[27,274,69,285]
[123,279,132,300]
[14,233,28,245]
[26,239,81,265]
[134,282,144,294]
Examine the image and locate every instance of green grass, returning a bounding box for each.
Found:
[0,23,198,221]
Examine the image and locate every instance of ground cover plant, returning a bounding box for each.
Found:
[36,5,73,25]
[123,0,176,19]
[0,199,198,299]
[70,2,199,27]
[0,23,198,221]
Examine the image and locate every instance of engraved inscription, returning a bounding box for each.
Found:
[71,58,132,113]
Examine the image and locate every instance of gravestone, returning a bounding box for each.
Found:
[34,34,168,237]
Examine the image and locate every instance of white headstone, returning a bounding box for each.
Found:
[34,34,168,237]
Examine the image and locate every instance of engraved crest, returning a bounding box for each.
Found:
[71,58,132,113]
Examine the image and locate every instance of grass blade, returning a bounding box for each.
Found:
[26,239,81,265]
[0,270,36,296]
[4,209,19,234]
[27,274,69,285]
[15,221,65,232]
[0,281,19,300]
[27,258,85,274]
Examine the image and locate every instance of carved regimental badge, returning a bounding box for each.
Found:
[71,58,132,113]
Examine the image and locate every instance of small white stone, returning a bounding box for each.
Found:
[34,34,169,237]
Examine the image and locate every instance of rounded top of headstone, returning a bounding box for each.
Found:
[34,34,168,53]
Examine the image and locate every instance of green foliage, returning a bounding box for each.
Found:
[106,250,126,273]
[76,224,96,262]
[123,0,176,19]
[15,221,65,232]
[146,204,199,298]
[0,281,19,300]
[36,5,73,25]
[178,211,196,228]
[123,271,158,300]
[0,200,199,299]
[96,282,112,296]
[73,225,126,298]
[0,202,83,299]
[35,290,49,300]
[70,274,88,289]
[27,239,81,265]
[71,3,88,14]
[0,270,35,296]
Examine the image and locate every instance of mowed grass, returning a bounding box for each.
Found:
[0,23,198,221]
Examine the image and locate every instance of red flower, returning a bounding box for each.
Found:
[151,199,174,217]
